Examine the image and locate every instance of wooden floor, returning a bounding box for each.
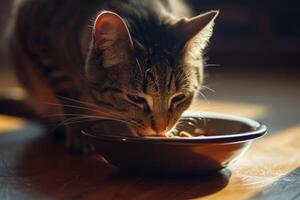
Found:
[1,70,300,200]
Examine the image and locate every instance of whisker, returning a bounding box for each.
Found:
[63,117,141,130]
[174,113,208,130]
[45,102,116,117]
[204,63,221,67]
[48,116,88,133]
[197,90,210,103]
[43,113,84,118]
[135,57,143,75]
[201,85,216,93]
[86,116,141,127]
[50,114,140,131]
[56,95,100,109]
[44,100,133,126]
[193,105,231,112]
[63,118,101,126]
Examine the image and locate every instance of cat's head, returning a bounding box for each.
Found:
[85,9,218,136]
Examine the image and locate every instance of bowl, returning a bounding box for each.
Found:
[82,112,267,176]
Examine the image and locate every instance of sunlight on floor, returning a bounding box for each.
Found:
[204,125,300,200]
[0,115,25,133]
[189,100,270,119]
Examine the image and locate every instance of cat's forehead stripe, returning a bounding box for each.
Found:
[143,68,159,93]
[167,71,174,91]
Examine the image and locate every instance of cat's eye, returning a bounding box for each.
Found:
[125,94,152,111]
[171,93,186,104]
[126,94,147,104]
[169,93,187,110]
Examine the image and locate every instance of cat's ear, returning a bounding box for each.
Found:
[93,11,134,68]
[175,10,219,51]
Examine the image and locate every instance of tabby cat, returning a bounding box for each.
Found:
[10,0,218,152]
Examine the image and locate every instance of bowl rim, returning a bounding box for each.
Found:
[82,112,267,144]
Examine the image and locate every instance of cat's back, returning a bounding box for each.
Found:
[14,0,100,39]
[13,0,103,65]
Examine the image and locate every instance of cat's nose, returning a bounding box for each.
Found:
[151,117,168,136]
[154,127,168,136]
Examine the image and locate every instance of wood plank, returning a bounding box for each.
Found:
[249,167,300,200]
[0,115,299,200]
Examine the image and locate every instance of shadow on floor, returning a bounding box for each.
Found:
[248,167,300,200]
[0,120,231,200]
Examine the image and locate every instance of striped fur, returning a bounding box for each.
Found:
[10,0,218,152]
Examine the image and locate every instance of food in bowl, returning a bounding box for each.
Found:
[150,117,219,138]
[165,128,218,138]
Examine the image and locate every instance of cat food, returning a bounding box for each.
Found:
[164,128,217,138]
[193,128,205,136]
[179,131,193,137]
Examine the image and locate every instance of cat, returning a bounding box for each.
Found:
[10,0,218,152]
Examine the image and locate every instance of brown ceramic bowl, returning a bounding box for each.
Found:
[82,112,267,176]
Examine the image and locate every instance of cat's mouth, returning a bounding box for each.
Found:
[134,127,170,137]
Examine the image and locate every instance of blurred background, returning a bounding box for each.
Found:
[1,0,300,73]
[188,0,300,72]
[0,0,299,133]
